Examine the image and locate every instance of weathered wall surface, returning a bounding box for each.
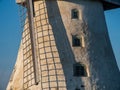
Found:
[7,0,120,90]
[47,0,120,90]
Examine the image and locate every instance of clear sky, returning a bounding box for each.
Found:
[0,0,120,90]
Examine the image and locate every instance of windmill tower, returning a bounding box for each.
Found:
[7,0,120,90]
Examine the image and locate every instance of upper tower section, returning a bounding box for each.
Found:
[16,0,120,10]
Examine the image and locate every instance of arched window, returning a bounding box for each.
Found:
[73,63,87,77]
[72,9,79,19]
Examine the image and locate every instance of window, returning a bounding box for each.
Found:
[75,88,80,90]
[73,63,87,77]
[81,85,85,88]
[72,35,80,46]
[72,35,85,47]
[72,9,79,19]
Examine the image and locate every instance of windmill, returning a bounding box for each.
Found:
[7,0,120,90]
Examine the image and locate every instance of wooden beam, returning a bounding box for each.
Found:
[26,0,39,85]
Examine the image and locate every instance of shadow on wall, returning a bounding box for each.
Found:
[45,0,86,90]
[45,0,120,90]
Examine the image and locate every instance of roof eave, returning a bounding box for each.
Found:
[102,1,120,10]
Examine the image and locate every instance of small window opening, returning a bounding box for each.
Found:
[75,88,80,90]
[81,85,85,88]
[72,9,79,19]
[72,35,80,46]
[72,35,85,47]
[73,63,87,77]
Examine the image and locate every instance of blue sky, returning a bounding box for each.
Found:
[0,0,120,90]
[105,8,120,70]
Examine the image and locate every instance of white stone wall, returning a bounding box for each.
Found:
[7,0,120,90]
